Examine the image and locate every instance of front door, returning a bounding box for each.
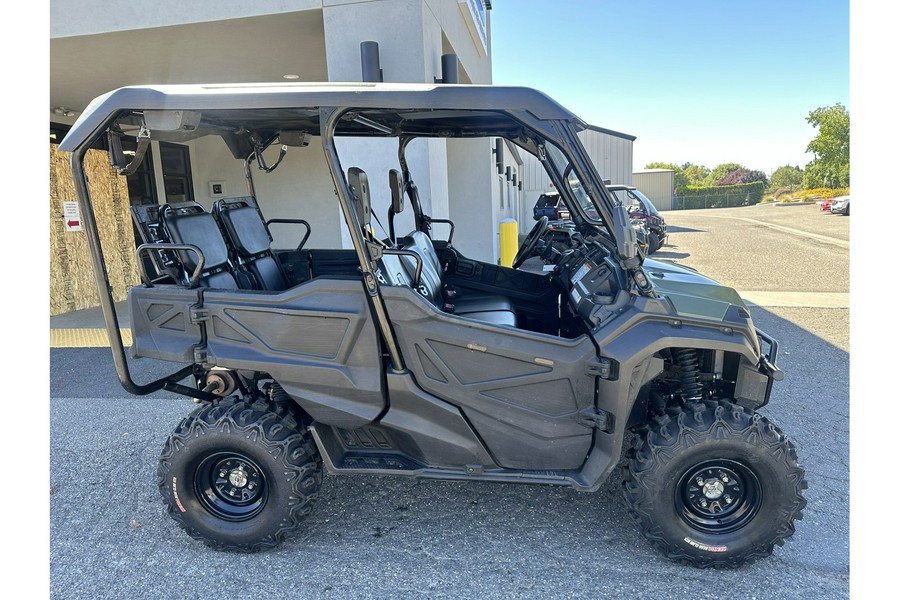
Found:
[380,286,596,470]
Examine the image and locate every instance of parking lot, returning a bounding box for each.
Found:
[49,203,850,599]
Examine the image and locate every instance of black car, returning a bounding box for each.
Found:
[532,190,570,221]
[608,185,667,253]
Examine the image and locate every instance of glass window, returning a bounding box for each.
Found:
[159,142,194,203]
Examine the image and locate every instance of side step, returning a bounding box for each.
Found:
[310,424,582,487]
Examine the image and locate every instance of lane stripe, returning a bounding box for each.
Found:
[737,291,849,308]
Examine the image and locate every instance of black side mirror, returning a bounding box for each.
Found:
[389,169,404,214]
[612,204,638,263]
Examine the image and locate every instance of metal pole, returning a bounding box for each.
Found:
[360,41,383,82]
[440,54,459,84]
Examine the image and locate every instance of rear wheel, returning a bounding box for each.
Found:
[623,399,806,568]
[158,396,322,552]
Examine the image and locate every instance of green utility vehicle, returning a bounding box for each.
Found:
[60,83,805,568]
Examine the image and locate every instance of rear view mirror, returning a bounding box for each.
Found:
[389,169,404,214]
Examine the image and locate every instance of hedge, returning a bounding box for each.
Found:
[677,182,766,209]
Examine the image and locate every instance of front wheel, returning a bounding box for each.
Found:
[623,400,806,568]
[648,232,662,254]
[158,396,322,552]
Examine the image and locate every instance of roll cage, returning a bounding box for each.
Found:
[58,83,629,400]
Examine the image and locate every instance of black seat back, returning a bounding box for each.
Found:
[214,197,288,291]
[160,202,239,290]
[396,231,443,305]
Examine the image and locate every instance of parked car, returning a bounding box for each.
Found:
[830,195,850,215]
[607,184,667,253]
[532,190,569,221]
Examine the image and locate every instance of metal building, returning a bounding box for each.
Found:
[632,169,676,211]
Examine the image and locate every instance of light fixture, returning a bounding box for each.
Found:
[282,74,300,80]
[53,106,76,117]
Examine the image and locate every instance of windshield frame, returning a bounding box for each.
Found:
[539,121,617,230]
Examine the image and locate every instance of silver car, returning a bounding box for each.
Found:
[830,195,850,215]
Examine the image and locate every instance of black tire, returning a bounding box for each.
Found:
[623,399,806,568]
[648,232,662,254]
[158,396,323,552]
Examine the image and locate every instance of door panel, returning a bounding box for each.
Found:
[381,286,596,470]
[202,278,385,428]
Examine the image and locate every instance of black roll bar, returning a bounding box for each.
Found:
[265,218,312,251]
[69,146,217,401]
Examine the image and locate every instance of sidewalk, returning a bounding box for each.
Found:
[49,301,131,347]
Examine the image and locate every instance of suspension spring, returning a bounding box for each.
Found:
[675,348,703,402]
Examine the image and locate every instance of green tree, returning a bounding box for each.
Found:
[769,165,804,190]
[703,163,744,186]
[682,164,710,186]
[802,103,849,189]
[717,168,768,187]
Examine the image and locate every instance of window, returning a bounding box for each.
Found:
[122,138,158,207]
[159,142,194,203]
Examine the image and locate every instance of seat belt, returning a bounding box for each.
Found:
[108,125,151,176]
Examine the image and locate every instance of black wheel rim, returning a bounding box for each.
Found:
[194,452,268,521]
[676,459,761,534]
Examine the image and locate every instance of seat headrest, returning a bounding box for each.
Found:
[347,167,371,228]
[219,206,271,257]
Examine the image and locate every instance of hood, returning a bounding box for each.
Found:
[643,258,749,320]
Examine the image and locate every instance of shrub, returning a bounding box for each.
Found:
[679,182,766,209]
[716,168,768,187]
[792,187,850,200]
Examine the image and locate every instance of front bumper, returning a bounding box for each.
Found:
[734,328,782,410]
[756,328,783,381]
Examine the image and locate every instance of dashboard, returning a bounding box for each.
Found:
[555,241,629,328]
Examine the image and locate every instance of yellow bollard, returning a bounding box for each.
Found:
[499,218,518,267]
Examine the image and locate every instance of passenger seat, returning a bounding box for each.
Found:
[213,197,290,291]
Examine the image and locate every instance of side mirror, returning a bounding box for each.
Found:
[612,204,638,263]
[389,169,404,214]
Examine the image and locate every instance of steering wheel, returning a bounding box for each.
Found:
[513,216,550,269]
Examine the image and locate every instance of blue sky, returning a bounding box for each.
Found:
[490,0,850,175]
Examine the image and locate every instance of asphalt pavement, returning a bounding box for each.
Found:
[47,204,851,599]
